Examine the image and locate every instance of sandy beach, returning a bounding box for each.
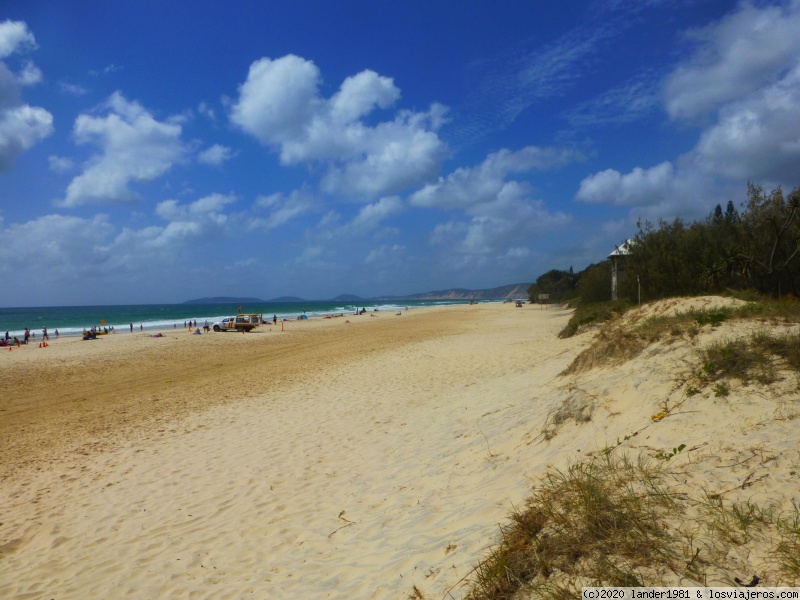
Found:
[1,303,586,598]
[2,300,799,598]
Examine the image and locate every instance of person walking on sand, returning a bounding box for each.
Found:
[130,323,133,333]
[24,327,30,344]
[42,327,49,341]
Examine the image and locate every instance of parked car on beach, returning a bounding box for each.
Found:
[212,314,262,332]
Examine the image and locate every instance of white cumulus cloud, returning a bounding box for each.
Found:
[0,21,52,172]
[0,20,36,58]
[0,213,114,279]
[575,162,675,206]
[155,192,236,221]
[692,63,800,183]
[408,145,576,261]
[349,196,403,232]
[664,0,800,120]
[16,61,41,86]
[319,108,447,197]
[577,1,800,217]
[424,164,572,259]
[411,145,580,210]
[230,55,320,149]
[230,54,448,199]
[59,82,88,96]
[252,188,315,230]
[198,143,235,165]
[60,92,188,207]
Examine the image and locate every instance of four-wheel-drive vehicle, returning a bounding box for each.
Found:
[213,314,262,332]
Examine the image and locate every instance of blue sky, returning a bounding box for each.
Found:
[2,1,800,306]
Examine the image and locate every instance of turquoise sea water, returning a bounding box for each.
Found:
[0,299,473,338]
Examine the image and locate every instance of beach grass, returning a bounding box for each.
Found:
[460,295,800,599]
[463,453,682,599]
[558,300,630,339]
[563,296,800,376]
[562,293,800,340]
[462,455,800,599]
[774,503,800,583]
[695,331,800,386]
[696,496,800,586]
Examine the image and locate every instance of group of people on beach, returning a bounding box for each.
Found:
[1,331,21,347]
[1,327,59,347]
[83,325,115,340]
[2,314,298,344]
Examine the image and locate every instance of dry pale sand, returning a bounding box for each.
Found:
[532,296,800,589]
[0,303,587,599]
[2,298,799,598]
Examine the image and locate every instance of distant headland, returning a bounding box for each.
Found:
[182,283,531,305]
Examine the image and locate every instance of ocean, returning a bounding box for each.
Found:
[0,299,475,338]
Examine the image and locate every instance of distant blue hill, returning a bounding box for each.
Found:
[184,283,531,305]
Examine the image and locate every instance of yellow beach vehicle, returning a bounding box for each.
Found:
[212,314,262,332]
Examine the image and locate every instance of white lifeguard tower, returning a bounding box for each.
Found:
[608,240,633,301]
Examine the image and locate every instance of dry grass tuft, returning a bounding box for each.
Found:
[465,454,682,600]
[563,298,800,375]
[558,301,630,339]
[464,457,800,599]
[696,496,800,586]
[539,390,596,441]
[562,324,647,375]
[774,502,800,584]
[694,329,800,389]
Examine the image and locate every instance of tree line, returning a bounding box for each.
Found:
[528,184,800,305]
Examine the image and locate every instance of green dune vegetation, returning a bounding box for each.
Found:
[528,184,800,338]
[449,185,800,599]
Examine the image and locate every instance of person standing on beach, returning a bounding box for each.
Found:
[130,323,133,333]
[42,327,48,341]
[24,327,29,344]
[273,314,277,325]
